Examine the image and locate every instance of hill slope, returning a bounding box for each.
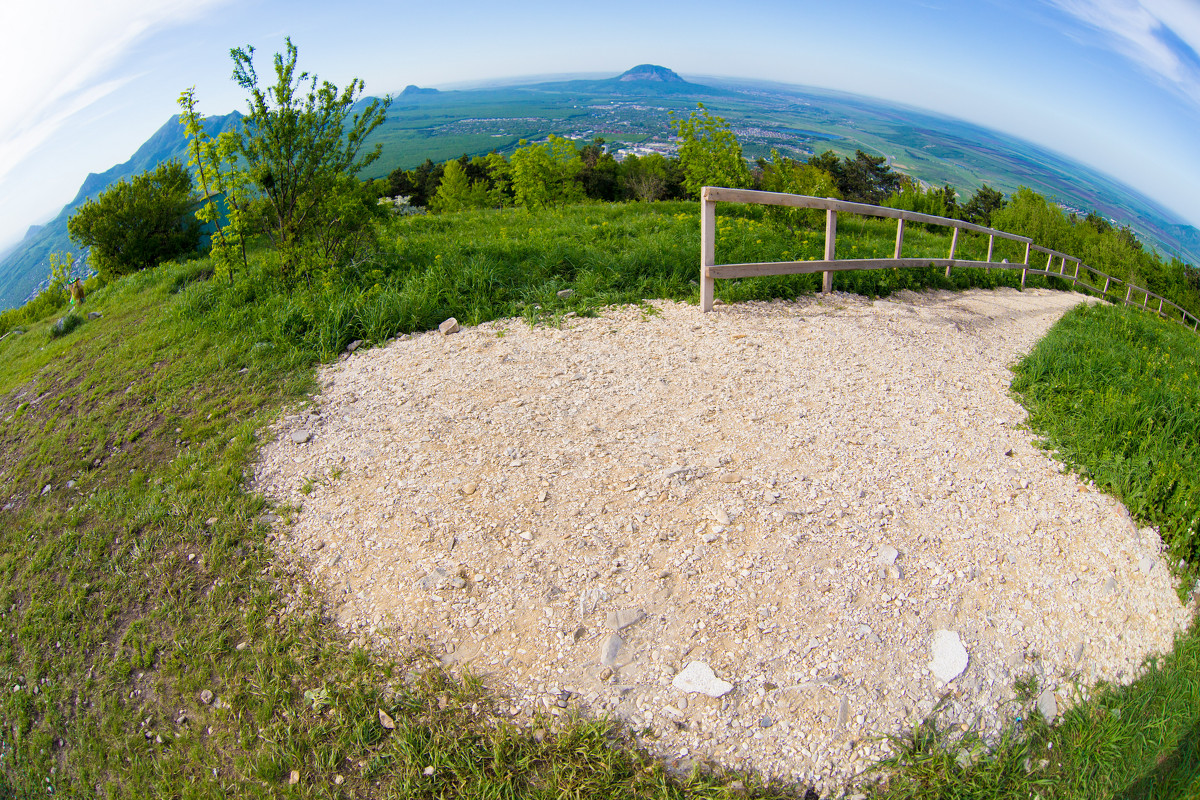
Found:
[0,112,241,308]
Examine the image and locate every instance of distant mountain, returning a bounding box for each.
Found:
[0,111,241,309]
[399,85,438,98]
[617,64,686,83]
[3,66,1197,311]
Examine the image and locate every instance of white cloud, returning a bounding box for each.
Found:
[0,0,230,187]
[1046,0,1200,107]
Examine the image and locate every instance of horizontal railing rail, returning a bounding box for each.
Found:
[699,186,1200,333]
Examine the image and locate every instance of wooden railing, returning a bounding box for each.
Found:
[699,186,1200,333]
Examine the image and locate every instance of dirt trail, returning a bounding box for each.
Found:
[254,288,1193,794]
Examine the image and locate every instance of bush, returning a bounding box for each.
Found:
[67,161,200,279]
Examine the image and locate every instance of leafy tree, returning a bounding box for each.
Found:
[839,150,900,204]
[670,104,751,197]
[67,161,200,279]
[510,136,584,209]
[619,153,685,202]
[578,137,620,201]
[180,37,391,279]
[962,184,1006,226]
[483,152,513,207]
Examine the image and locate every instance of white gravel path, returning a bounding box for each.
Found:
[254,288,1193,795]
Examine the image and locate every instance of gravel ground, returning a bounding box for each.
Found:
[254,288,1194,795]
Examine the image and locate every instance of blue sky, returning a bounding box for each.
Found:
[1,0,1198,250]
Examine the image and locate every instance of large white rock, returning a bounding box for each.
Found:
[928,629,969,683]
[672,661,734,698]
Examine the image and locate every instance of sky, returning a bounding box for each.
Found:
[1,0,1198,251]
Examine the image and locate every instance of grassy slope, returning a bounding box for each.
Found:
[0,202,1194,798]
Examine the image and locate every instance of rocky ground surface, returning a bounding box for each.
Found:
[253,288,1194,796]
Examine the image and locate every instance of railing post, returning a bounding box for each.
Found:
[1103,276,1110,295]
[1125,286,1132,306]
[1022,242,1030,289]
[1143,292,1149,309]
[985,234,994,273]
[945,227,960,277]
[823,209,836,294]
[700,188,715,312]
[1073,260,1080,282]
[894,218,905,259]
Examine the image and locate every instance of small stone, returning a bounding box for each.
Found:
[1138,555,1154,575]
[929,629,969,683]
[199,689,214,705]
[599,667,614,681]
[719,472,742,484]
[837,696,849,727]
[556,289,575,298]
[346,339,362,353]
[289,770,300,785]
[464,616,478,629]
[759,716,774,728]
[235,641,248,652]
[378,708,396,729]
[715,508,731,526]
[605,608,644,631]
[1037,688,1058,721]
[460,482,478,496]
[599,634,624,666]
[956,748,973,769]
[66,480,76,489]
[672,661,734,698]
[877,545,899,566]
[449,577,466,589]
[87,312,102,320]
[291,430,312,445]
[423,765,435,776]
[856,624,882,644]
[439,318,460,335]
[40,484,52,496]
[312,540,325,552]
[519,531,533,541]
[205,517,217,527]
[1103,576,1118,594]
[333,775,345,786]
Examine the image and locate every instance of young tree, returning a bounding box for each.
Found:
[67,161,200,279]
[180,37,391,279]
[430,159,491,212]
[670,104,751,197]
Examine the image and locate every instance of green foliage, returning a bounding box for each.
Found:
[993,188,1200,315]
[807,149,901,205]
[429,159,492,212]
[180,38,391,281]
[962,184,1006,225]
[509,136,585,209]
[670,104,751,197]
[758,149,839,230]
[1012,303,1200,565]
[66,161,200,279]
[45,252,78,305]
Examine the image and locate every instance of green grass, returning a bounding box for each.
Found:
[0,200,1195,798]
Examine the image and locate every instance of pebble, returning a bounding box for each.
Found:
[606,608,644,631]
[1037,688,1058,721]
[672,661,734,698]
[439,318,460,336]
[929,630,969,683]
[599,634,624,667]
[199,689,214,705]
[291,430,312,445]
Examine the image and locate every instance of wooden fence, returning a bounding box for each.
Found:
[699,186,1200,333]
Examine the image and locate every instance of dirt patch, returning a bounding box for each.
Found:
[254,289,1194,794]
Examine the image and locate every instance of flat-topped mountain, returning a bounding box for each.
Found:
[617,64,686,83]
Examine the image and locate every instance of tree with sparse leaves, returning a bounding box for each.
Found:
[180,37,391,280]
[670,104,751,197]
